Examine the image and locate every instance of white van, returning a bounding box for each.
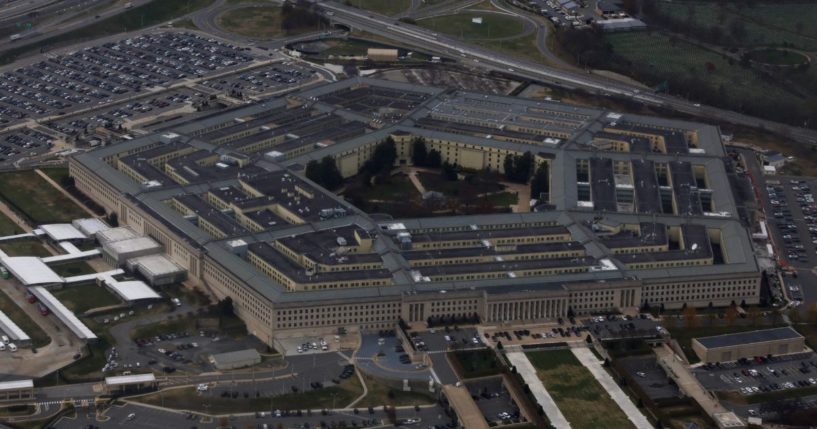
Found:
[8,343,17,352]
[1,335,8,344]
[0,343,5,351]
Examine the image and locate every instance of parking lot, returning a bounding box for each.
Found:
[0,32,254,127]
[763,178,817,304]
[617,355,680,401]
[126,329,268,374]
[527,0,610,29]
[275,333,346,357]
[464,376,520,424]
[0,128,55,166]
[200,62,318,98]
[694,352,817,396]
[410,327,480,352]
[206,354,355,398]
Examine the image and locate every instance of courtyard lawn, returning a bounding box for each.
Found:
[50,261,97,277]
[0,239,51,257]
[0,170,88,224]
[50,283,121,314]
[526,349,635,429]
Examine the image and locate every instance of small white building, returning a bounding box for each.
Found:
[0,380,33,402]
[126,254,186,286]
[38,224,87,242]
[209,349,261,370]
[102,237,162,266]
[105,373,157,394]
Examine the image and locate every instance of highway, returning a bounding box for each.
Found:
[320,1,817,145]
[0,0,153,50]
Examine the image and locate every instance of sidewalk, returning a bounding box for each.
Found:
[505,350,571,429]
[571,347,652,429]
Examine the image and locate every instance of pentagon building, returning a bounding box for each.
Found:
[69,78,759,346]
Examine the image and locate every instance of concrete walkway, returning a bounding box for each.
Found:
[505,351,571,429]
[654,345,728,417]
[570,347,652,429]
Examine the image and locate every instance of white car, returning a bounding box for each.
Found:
[0,343,5,351]
[1,335,8,344]
[8,343,16,352]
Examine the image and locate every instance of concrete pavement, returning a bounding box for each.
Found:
[655,345,728,417]
[570,347,652,429]
[505,350,570,429]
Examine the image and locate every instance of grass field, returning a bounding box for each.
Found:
[0,210,21,236]
[747,48,809,66]
[0,404,35,417]
[417,12,527,40]
[41,167,69,185]
[343,173,418,203]
[345,0,411,16]
[135,375,363,412]
[51,283,120,314]
[605,31,805,108]
[0,289,50,348]
[0,170,88,224]
[473,32,554,66]
[50,261,97,277]
[449,349,502,379]
[655,1,817,50]
[0,240,51,257]
[527,349,635,429]
[217,6,320,39]
[0,0,215,65]
[355,374,436,408]
[417,172,505,197]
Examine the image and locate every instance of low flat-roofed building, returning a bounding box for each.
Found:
[29,286,97,342]
[72,218,110,237]
[38,224,87,242]
[96,226,139,245]
[0,379,33,401]
[0,256,63,286]
[102,236,162,266]
[105,280,161,302]
[209,349,261,370]
[66,78,761,347]
[0,310,31,346]
[105,373,157,394]
[126,254,186,286]
[367,48,398,62]
[692,327,805,364]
